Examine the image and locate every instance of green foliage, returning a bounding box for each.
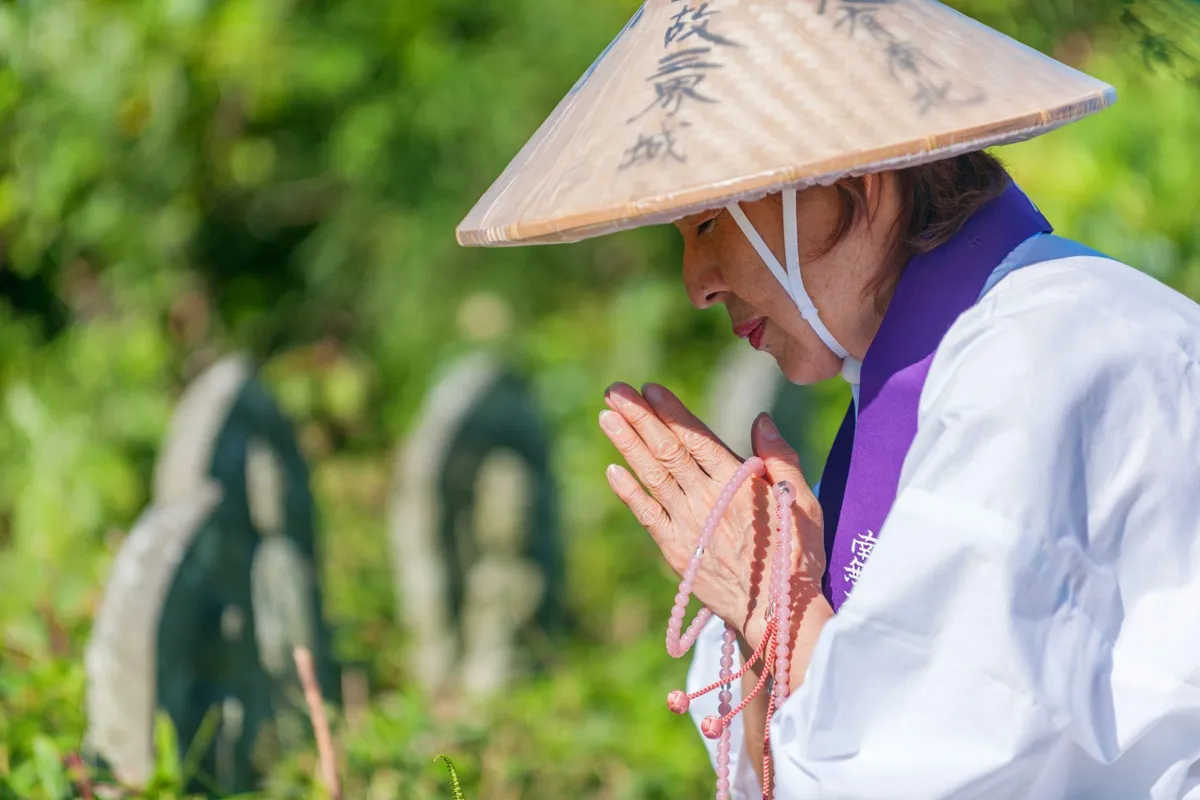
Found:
[32,737,69,800]
[435,756,466,800]
[0,673,207,799]
[0,0,1196,798]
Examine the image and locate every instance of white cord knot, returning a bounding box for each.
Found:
[841,357,863,385]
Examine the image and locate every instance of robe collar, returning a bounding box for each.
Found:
[818,180,1053,610]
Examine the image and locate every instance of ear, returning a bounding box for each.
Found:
[862,172,879,204]
[862,172,888,218]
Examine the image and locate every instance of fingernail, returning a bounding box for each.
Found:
[600,410,624,434]
[606,464,631,489]
[642,383,665,403]
[606,382,633,404]
[757,414,781,441]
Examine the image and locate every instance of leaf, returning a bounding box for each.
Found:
[31,736,68,800]
[179,705,222,789]
[152,711,183,789]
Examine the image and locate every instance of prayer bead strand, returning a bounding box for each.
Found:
[664,457,798,800]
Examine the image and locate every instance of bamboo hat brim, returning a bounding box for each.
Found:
[456,0,1116,248]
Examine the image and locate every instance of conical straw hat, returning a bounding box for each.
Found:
[457,0,1115,248]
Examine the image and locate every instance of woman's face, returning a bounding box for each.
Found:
[676,179,896,384]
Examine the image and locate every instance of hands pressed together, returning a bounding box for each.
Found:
[599,382,833,688]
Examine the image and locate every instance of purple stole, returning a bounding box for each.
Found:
[819,181,1052,612]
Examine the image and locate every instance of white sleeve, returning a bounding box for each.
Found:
[764,267,1200,799]
[687,614,762,799]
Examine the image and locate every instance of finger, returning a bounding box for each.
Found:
[641,383,742,480]
[751,413,822,523]
[605,463,672,546]
[600,409,688,516]
[605,383,704,486]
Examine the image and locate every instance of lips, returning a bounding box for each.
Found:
[733,317,768,350]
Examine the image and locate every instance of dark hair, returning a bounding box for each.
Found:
[818,151,1010,307]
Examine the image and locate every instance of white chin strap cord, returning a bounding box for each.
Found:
[725,188,863,385]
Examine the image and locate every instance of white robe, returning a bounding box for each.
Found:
[687,251,1200,798]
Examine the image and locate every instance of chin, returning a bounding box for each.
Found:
[775,351,841,385]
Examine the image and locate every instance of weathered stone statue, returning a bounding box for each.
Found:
[86,354,338,794]
[390,352,563,700]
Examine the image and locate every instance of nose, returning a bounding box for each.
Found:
[682,246,728,310]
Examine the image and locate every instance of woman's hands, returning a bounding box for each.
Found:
[599,382,827,658]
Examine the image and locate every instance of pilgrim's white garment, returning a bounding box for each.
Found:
[687,251,1200,798]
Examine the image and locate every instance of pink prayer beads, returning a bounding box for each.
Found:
[664,456,797,800]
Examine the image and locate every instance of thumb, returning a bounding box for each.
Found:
[751,413,809,493]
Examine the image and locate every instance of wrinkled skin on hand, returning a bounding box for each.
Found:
[599,382,826,654]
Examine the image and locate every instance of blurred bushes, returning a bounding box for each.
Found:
[0,0,1196,797]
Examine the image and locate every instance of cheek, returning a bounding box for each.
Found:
[752,275,800,325]
[711,226,801,320]
[717,243,783,308]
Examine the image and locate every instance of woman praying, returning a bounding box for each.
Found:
[457,2,1200,797]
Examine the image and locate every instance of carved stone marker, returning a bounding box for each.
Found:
[86,354,338,795]
[389,352,563,700]
[84,485,222,788]
[706,343,823,478]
